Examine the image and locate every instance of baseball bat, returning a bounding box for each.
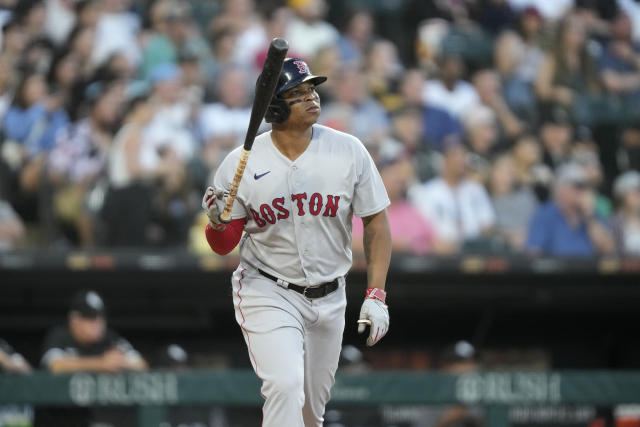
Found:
[219,38,288,223]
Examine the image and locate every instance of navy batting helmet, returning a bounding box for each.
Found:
[264,58,327,124]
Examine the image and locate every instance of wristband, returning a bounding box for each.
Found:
[365,287,387,304]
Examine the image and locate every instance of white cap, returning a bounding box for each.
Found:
[555,163,588,187]
[614,170,640,198]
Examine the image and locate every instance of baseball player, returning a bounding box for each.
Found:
[202,58,391,426]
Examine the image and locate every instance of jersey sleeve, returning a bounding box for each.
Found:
[212,149,249,220]
[40,326,71,368]
[352,140,390,217]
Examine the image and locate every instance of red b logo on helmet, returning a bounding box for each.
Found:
[293,60,308,74]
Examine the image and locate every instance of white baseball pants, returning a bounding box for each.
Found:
[231,265,347,427]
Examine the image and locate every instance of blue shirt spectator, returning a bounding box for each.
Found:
[526,201,596,256]
[423,105,463,151]
[525,163,615,256]
[3,103,69,155]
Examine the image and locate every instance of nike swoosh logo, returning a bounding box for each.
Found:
[254,171,271,180]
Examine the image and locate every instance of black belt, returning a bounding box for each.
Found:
[258,269,339,299]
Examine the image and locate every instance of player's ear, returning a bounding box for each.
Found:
[265,98,290,123]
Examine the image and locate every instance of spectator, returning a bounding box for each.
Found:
[337,9,374,64]
[535,14,600,110]
[353,156,435,255]
[322,65,389,148]
[525,163,615,256]
[539,106,573,170]
[507,0,573,23]
[494,6,545,121]
[14,0,47,42]
[41,289,147,372]
[286,0,339,59]
[3,71,68,157]
[473,68,525,143]
[399,68,463,151]
[489,153,539,250]
[140,0,179,79]
[74,0,101,29]
[140,63,196,245]
[0,198,24,250]
[365,39,404,110]
[423,53,480,119]
[612,170,640,255]
[254,6,302,70]
[1,19,28,68]
[209,0,266,67]
[572,146,612,219]
[599,12,640,107]
[48,80,125,246]
[91,0,141,69]
[409,138,496,254]
[199,65,251,171]
[65,25,97,79]
[44,0,77,46]
[104,95,158,246]
[462,104,500,159]
[2,71,69,206]
[47,50,82,115]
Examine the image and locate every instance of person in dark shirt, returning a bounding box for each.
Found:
[41,289,147,373]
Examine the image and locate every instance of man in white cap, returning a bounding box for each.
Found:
[612,170,640,255]
[526,163,615,256]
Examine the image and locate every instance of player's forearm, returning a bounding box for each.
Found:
[48,356,109,373]
[362,209,392,290]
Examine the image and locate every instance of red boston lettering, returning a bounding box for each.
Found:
[250,208,266,227]
[323,195,340,217]
[291,193,307,216]
[309,193,323,216]
[272,197,290,220]
[260,204,276,224]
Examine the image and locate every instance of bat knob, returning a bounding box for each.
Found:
[271,38,289,51]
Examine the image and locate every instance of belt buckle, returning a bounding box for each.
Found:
[303,285,320,298]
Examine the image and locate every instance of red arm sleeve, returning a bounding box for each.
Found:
[205,218,247,255]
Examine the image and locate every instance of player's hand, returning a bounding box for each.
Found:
[101,349,130,373]
[202,186,226,231]
[357,288,389,347]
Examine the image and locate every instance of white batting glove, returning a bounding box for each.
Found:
[357,288,389,347]
[201,186,226,231]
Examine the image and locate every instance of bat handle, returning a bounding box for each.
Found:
[219,148,251,224]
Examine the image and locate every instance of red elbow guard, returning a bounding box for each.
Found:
[205,218,246,255]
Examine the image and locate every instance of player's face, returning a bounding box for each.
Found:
[70,313,106,345]
[281,82,321,125]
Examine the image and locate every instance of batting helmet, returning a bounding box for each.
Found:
[264,58,327,124]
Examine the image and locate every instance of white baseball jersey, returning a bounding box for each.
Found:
[213,124,390,286]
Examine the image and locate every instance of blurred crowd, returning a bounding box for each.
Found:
[0,0,639,257]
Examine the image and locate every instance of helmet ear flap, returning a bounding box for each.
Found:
[264,97,291,124]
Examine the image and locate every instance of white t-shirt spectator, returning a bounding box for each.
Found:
[91,11,141,67]
[286,18,339,59]
[423,79,479,119]
[199,103,251,141]
[409,177,495,243]
[141,103,195,169]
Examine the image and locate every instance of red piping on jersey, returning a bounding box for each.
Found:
[236,269,267,425]
[205,218,246,255]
